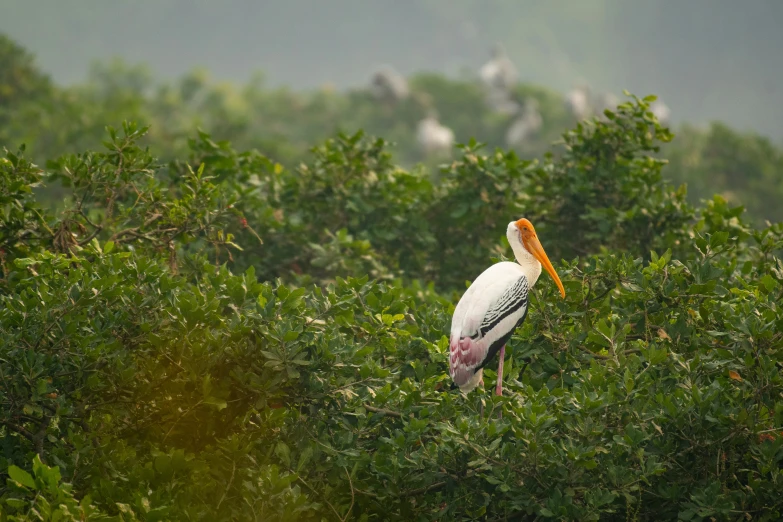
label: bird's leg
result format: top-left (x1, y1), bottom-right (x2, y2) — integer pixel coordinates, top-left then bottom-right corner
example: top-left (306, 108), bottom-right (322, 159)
top-left (479, 376), bottom-right (485, 418)
top-left (496, 345), bottom-right (505, 419)
top-left (495, 345), bottom-right (505, 396)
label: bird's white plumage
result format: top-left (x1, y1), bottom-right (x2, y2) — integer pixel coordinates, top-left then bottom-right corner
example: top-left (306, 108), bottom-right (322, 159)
top-left (594, 92), bottom-right (620, 121)
top-left (450, 262), bottom-right (524, 340)
top-left (479, 44), bottom-right (519, 115)
top-left (449, 263), bottom-right (528, 390)
top-left (650, 99), bottom-right (671, 126)
top-left (478, 46), bottom-right (517, 92)
top-left (369, 66), bottom-right (409, 102)
top-left (565, 85), bottom-right (591, 121)
top-left (416, 116), bottom-right (455, 158)
top-left (506, 99), bottom-right (543, 148)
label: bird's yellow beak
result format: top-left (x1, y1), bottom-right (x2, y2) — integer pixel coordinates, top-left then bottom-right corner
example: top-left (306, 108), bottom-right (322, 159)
top-left (518, 220), bottom-right (566, 298)
top-left (525, 235), bottom-right (566, 298)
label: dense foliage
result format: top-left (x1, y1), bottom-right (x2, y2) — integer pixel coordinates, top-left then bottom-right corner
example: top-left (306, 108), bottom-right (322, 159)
top-left (2, 71), bottom-right (783, 522)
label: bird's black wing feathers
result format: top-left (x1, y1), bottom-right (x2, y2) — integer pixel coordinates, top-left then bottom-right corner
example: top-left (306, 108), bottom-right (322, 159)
top-left (477, 276), bottom-right (529, 337)
top-left (475, 275), bottom-right (530, 370)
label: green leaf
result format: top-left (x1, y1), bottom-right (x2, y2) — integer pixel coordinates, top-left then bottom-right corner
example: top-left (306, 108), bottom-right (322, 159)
top-left (296, 447), bottom-right (313, 472)
top-left (4, 498), bottom-right (26, 509)
top-left (261, 350), bottom-right (281, 361)
top-left (760, 274), bottom-right (778, 292)
top-left (154, 455), bottom-right (171, 475)
top-left (8, 465), bottom-right (35, 489)
top-left (275, 442), bottom-right (291, 467)
top-left (709, 231), bottom-right (729, 249)
top-left (204, 397), bottom-right (227, 410)
top-left (623, 368), bottom-right (634, 393)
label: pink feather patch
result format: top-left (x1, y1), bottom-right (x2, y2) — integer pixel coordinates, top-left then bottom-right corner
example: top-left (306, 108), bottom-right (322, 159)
top-left (449, 334), bottom-right (489, 387)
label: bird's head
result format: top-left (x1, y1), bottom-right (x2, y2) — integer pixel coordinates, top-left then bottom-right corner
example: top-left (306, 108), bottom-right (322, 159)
top-left (507, 218), bottom-right (566, 298)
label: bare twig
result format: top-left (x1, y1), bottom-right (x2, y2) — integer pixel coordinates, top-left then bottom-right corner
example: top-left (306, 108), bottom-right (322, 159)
top-left (573, 343), bottom-right (611, 360)
top-left (77, 226), bottom-right (103, 246)
top-left (355, 481), bottom-right (449, 500)
top-left (163, 400), bottom-right (203, 442)
top-left (343, 468), bottom-right (355, 522)
top-left (363, 404), bottom-right (402, 418)
top-left (296, 474), bottom-right (344, 522)
top-left (217, 458), bottom-right (236, 510)
top-left (144, 213), bottom-right (162, 227)
top-left (33, 412), bottom-right (52, 460)
top-left (357, 470), bottom-right (478, 499)
top-left (78, 209), bottom-right (100, 229)
top-left (400, 480), bottom-right (448, 497)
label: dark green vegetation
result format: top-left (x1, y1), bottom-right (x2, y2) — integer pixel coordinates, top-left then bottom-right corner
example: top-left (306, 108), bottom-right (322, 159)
top-left (2, 35), bottom-right (783, 521)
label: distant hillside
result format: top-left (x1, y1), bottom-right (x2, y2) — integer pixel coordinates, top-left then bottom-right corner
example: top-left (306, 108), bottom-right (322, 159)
top-left (2, 0), bottom-right (783, 140)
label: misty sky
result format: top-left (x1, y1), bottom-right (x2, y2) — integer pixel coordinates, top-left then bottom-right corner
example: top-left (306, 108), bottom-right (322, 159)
top-left (3, 0), bottom-right (782, 140)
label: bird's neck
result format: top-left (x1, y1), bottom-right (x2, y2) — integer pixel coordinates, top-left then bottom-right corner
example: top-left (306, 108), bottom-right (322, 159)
top-left (510, 241), bottom-right (542, 286)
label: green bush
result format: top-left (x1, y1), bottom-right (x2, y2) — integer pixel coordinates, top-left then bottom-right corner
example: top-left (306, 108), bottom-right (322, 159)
top-left (2, 87), bottom-right (783, 521)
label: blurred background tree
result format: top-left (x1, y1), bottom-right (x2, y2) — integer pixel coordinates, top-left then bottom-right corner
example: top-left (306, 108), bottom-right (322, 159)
top-left (2, 27), bottom-right (782, 224)
top-left (2, 0), bottom-right (783, 138)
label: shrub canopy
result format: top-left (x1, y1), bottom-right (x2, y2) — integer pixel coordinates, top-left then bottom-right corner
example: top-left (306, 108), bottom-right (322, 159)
top-left (1, 89), bottom-right (782, 522)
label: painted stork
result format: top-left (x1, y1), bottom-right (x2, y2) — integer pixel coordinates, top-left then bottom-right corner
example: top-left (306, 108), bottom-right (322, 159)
top-left (505, 98), bottom-right (543, 149)
top-left (565, 83), bottom-right (592, 121)
top-left (594, 92), bottom-right (620, 121)
top-left (479, 43), bottom-right (518, 93)
top-left (649, 99), bottom-right (671, 127)
top-left (416, 114), bottom-right (455, 159)
top-left (449, 218), bottom-right (565, 400)
top-left (369, 66), bottom-right (409, 103)
top-left (479, 43), bottom-right (520, 115)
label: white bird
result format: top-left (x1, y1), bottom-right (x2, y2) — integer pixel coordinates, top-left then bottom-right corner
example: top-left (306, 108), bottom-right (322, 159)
top-left (505, 99), bottom-right (543, 149)
top-left (416, 115), bottom-right (455, 158)
top-left (369, 66), bottom-right (409, 102)
top-left (649, 99), bottom-right (671, 126)
top-left (449, 218), bottom-right (565, 399)
top-left (479, 44), bottom-right (519, 115)
top-left (479, 43), bottom-right (518, 93)
top-left (565, 83), bottom-right (592, 121)
top-left (594, 92), bottom-right (620, 121)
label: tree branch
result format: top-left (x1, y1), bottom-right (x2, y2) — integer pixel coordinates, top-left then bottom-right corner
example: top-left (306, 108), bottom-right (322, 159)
top-left (1, 421), bottom-right (34, 443)
top-left (363, 403), bottom-right (402, 418)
